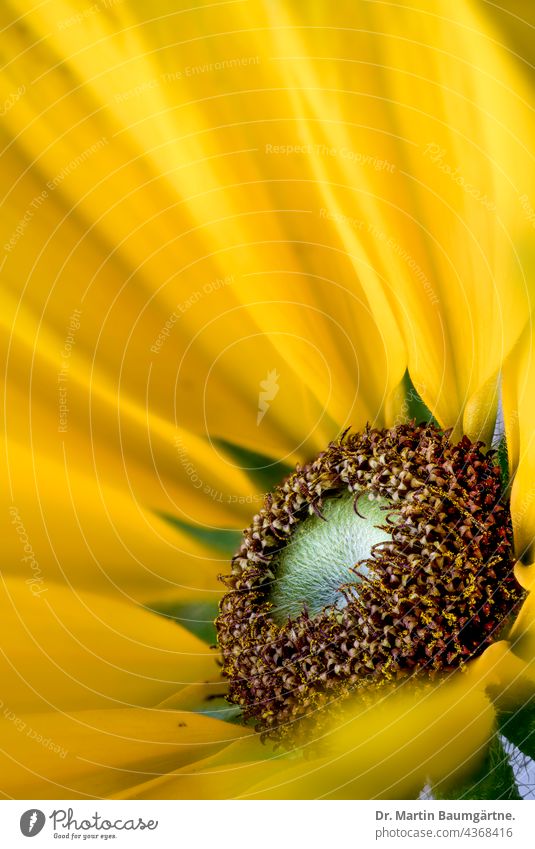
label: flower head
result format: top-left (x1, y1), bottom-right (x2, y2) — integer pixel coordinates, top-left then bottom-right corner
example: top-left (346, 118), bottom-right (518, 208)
top-left (218, 423), bottom-right (522, 742)
top-left (1, 0), bottom-right (535, 801)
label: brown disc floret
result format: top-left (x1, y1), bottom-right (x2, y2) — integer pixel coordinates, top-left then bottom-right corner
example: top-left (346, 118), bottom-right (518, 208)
top-left (216, 423), bottom-right (521, 743)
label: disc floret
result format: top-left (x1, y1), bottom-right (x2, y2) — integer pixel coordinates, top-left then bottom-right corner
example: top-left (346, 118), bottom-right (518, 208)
top-left (216, 423), bottom-right (521, 743)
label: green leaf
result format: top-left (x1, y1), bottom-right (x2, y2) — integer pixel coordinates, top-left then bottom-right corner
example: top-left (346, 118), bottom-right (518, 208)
top-left (194, 701), bottom-right (243, 724)
top-left (495, 436), bottom-right (510, 489)
top-left (147, 598), bottom-right (220, 645)
top-left (434, 734), bottom-right (521, 800)
top-left (157, 442), bottom-right (294, 556)
top-left (158, 513), bottom-right (242, 555)
top-left (499, 699), bottom-right (535, 759)
top-left (213, 439), bottom-right (294, 493)
top-left (402, 370), bottom-right (439, 427)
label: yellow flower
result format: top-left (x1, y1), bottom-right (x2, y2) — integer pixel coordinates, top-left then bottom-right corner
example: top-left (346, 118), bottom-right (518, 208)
top-left (1, 0), bottom-right (535, 799)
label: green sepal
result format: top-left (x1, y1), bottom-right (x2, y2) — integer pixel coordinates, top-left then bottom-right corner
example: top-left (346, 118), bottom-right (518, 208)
top-left (147, 598), bottom-right (220, 645)
top-left (214, 438), bottom-right (294, 493)
top-left (158, 513), bottom-right (242, 554)
top-left (495, 435), bottom-right (510, 490)
top-left (402, 370), bottom-right (439, 427)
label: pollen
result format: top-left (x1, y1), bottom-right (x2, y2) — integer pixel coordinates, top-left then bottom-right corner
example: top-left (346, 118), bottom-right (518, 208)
top-left (216, 423), bottom-right (522, 743)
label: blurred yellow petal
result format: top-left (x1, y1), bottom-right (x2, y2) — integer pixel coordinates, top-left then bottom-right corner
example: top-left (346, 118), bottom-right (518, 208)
top-left (111, 733), bottom-right (277, 800)
top-left (468, 639), bottom-right (535, 710)
top-left (112, 760), bottom-right (282, 801)
top-left (91, 0), bottom-right (532, 442)
top-left (480, 0), bottom-right (535, 82)
top-left (116, 674), bottom-right (494, 799)
top-left (508, 591), bottom-right (535, 665)
top-left (483, 597), bottom-right (535, 708)
top-left (0, 707), bottom-right (247, 799)
top-left (245, 678), bottom-right (494, 800)
top-left (0, 0), bottom-right (408, 482)
top-left (468, 640), bottom-right (526, 688)
top-left (157, 679), bottom-right (227, 712)
top-left (514, 561), bottom-right (535, 592)
top-left (0, 3), bottom-right (529, 494)
top-left (3, 437), bottom-right (226, 604)
top-left (0, 578), bottom-right (219, 713)
top-left (1, 286), bottom-right (258, 528)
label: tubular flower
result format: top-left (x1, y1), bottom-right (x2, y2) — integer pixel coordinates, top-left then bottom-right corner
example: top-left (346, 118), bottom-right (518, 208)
top-left (0, 0), bottom-right (535, 802)
top-left (217, 424), bottom-right (522, 742)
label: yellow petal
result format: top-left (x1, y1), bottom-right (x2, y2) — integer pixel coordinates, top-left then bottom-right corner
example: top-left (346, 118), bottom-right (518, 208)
top-left (461, 376), bottom-right (500, 450)
top-left (110, 731), bottom-right (296, 801)
top-left (157, 679), bottom-right (228, 713)
top-left (482, 0), bottom-right (535, 82)
top-left (1, 286), bottom-right (258, 527)
top-left (514, 562), bottom-right (535, 593)
top-left (359, 1), bottom-right (533, 437)
top-left (0, 578), bottom-right (219, 713)
top-left (1, 0), bottom-right (532, 479)
top-left (0, 0), bottom-right (408, 479)
top-left (467, 639), bottom-right (535, 709)
top-left (0, 707), bottom-right (247, 799)
top-left (502, 324), bottom-right (535, 562)
top-left (508, 591), bottom-right (535, 666)
top-left (247, 678), bottom-right (494, 800)
top-left (108, 0), bottom-right (531, 440)
top-left (3, 437), bottom-right (227, 604)
top-left (235, 0), bottom-right (531, 438)
top-left (234, 0), bottom-right (529, 439)
top-left (115, 674), bottom-right (494, 799)
top-left (478, 598), bottom-right (535, 707)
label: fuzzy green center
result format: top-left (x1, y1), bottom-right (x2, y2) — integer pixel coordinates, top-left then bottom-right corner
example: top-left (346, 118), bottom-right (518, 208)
top-left (269, 492), bottom-right (391, 622)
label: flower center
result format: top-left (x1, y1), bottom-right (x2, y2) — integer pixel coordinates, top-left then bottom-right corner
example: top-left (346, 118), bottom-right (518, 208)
top-left (270, 493), bottom-right (390, 623)
top-left (216, 423), bottom-right (522, 744)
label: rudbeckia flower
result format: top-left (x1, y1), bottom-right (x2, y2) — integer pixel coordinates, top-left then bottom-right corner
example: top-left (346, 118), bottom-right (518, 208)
top-left (1, 0), bottom-right (535, 800)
